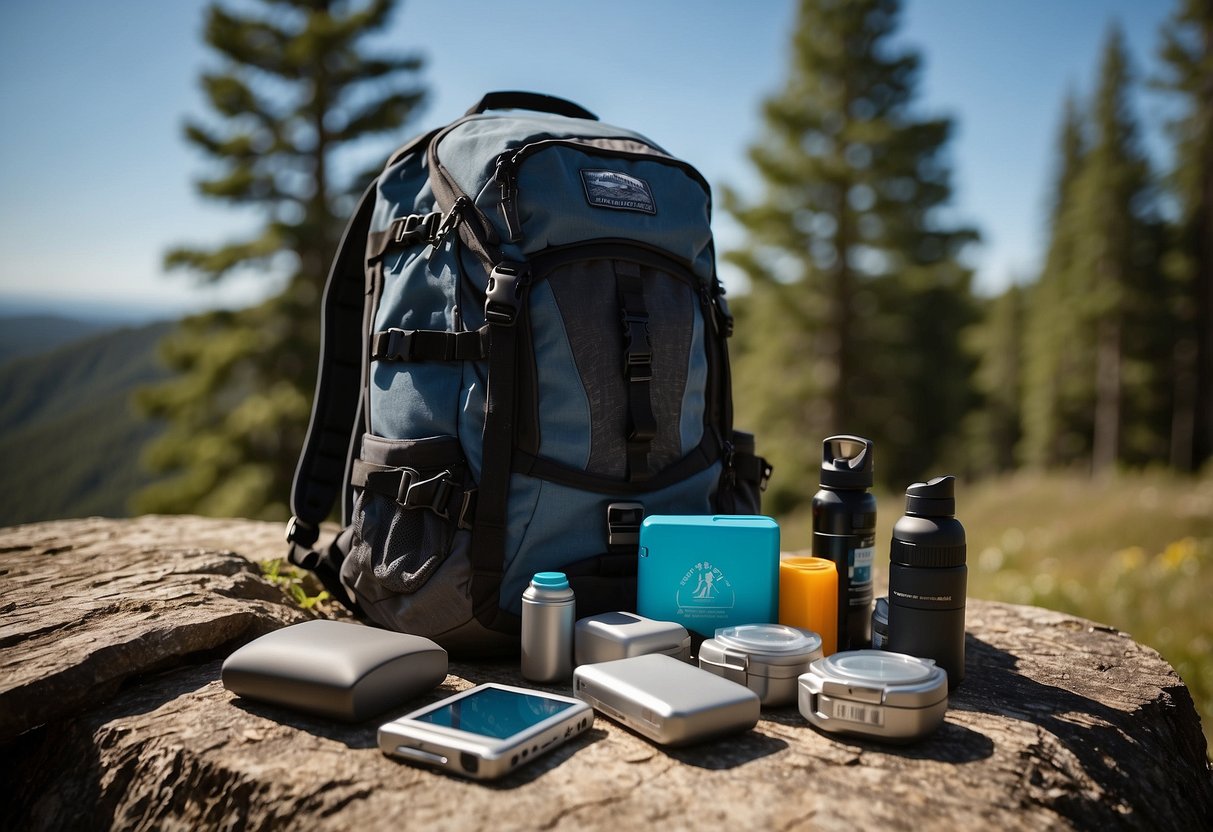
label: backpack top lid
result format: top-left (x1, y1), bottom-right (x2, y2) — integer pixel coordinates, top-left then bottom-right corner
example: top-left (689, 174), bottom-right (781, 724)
top-left (423, 105), bottom-right (715, 280)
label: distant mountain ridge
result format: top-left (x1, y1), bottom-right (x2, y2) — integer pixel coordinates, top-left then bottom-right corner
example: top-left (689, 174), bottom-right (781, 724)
top-left (0, 317), bottom-right (177, 526)
top-left (0, 315), bottom-right (116, 365)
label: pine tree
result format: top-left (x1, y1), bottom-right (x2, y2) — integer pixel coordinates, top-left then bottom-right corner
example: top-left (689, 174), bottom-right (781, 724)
top-left (1157, 0), bottom-right (1213, 472)
top-left (1068, 27), bottom-right (1167, 473)
top-left (136, 0), bottom-right (424, 518)
top-left (1021, 93), bottom-right (1091, 468)
top-left (964, 285), bottom-right (1025, 477)
top-left (724, 0), bottom-right (977, 504)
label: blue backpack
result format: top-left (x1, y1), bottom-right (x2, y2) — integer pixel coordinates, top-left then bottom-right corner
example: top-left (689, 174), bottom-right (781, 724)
top-left (287, 92), bottom-right (770, 653)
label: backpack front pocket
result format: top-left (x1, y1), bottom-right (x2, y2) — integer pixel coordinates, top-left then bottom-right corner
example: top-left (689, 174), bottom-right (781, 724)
top-left (347, 434), bottom-right (470, 594)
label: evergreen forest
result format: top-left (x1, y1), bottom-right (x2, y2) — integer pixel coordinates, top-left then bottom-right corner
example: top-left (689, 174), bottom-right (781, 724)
top-left (136, 0), bottom-right (1213, 521)
top-left (729, 0), bottom-right (1212, 510)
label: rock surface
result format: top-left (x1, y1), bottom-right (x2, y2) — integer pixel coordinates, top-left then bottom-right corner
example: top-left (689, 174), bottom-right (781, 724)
top-left (1, 516), bottom-right (1210, 831)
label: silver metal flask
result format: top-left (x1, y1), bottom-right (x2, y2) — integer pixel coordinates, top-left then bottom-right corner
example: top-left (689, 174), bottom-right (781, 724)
top-left (521, 571), bottom-right (575, 682)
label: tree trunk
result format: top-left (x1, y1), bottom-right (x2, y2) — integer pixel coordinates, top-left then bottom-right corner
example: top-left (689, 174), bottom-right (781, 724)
top-left (1092, 315), bottom-right (1121, 474)
top-left (1194, 131), bottom-right (1213, 469)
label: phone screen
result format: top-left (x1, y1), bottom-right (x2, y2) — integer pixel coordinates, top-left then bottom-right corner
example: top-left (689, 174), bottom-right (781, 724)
top-left (414, 687), bottom-right (577, 739)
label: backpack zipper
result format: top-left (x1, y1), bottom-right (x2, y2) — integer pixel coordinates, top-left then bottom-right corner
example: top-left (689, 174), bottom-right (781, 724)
top-left (494, 156), bottom-right (523, 242)
top-left (427, 119), bottom-right (503, 265)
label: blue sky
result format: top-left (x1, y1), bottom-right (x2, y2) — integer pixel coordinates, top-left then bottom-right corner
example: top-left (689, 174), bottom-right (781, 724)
top-left (0, 0), bottom-right (1177, 319)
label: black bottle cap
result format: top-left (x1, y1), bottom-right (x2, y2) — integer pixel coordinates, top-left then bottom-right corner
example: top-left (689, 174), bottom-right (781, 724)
top-left (819, 435), bottom-right (874, 489)
top-left (904, 475), bottom-right (956, 516)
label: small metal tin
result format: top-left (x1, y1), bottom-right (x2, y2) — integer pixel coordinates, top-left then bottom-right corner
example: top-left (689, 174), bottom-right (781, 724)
top-left (698, 623), bottom-right (824, 707)
top-left (574, 612), bottom-right (691, 666)
top-left (871, 596), bottom-right (889, 649)
top-left (798, 649), bottom-right (948, 743)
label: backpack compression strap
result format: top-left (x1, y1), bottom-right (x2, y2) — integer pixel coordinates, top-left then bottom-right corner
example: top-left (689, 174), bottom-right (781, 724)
top-left (467, 261), bottom-right (531, 631)
top-left (285, 180), bottom-right (379, 611)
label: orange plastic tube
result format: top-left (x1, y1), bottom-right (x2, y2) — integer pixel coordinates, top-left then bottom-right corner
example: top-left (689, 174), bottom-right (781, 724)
top-left (779, 557), bottom-right (839, 656)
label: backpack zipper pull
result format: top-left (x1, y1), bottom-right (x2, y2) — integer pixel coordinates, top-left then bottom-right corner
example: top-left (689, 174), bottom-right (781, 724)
top-left (722, 437), bottom-right (737, 488)
top-left (431, 196), bottom-right (469, 251)
top-left (494, 155), bottom-right (524, 243)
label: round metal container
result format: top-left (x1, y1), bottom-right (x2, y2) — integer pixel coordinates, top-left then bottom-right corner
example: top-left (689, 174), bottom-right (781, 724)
top-left (698, 623), bottom-right (824, 707)
top-left (798, 649), bottom-right (948, 742)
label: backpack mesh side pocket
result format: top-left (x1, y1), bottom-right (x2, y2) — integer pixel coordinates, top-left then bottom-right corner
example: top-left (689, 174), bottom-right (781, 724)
top-left (347, 435), bottom-right (468, 595)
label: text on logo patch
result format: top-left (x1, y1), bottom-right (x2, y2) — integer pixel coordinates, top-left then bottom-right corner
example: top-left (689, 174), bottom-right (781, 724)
top-left (580, 169), bottom-right (656, 214)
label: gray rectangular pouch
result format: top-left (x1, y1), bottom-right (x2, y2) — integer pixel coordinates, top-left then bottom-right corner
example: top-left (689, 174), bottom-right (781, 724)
top-left (221, 619), bottom-right (447, 722)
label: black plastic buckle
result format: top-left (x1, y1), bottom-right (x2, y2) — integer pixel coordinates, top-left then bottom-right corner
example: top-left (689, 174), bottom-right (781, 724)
top-left (485, 262), bottom-right (530, 326)
top-left (393, 469), bottom-right (417, 504)
top-left (621, 313), bottom-right (653, 381)
top-left (285, 515), bottom-right (319, 549)
top-left (457, 489), bottom-right (477, 530)
top-left (627, 420), bottom-right (657, 443)
top-left (393, 214), bottom-right (422, 244)
top-left (392, 212), bottom-right (442, 245)
top-left (705, 282), bottom-right (734, 338)
top-left (373, 328), bottom-right (414, 361)
top-left (402, 471), bottom-right (456, 519)
top-left (607, 502), bottom-right (645, 549)
top-left (715, 292), bottom-right (734, 338)
top-left (625, 358), bottom-right (653, 383)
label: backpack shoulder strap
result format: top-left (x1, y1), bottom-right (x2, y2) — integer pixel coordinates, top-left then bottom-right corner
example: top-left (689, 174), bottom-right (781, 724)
top-left (286, 178), bottom-right (377, 563)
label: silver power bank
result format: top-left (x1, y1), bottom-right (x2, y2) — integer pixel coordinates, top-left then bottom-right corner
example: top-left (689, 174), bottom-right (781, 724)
top-left (572, 653), bottom-right (760, 746)
top-left (575, 612), bottom-right (691, 665)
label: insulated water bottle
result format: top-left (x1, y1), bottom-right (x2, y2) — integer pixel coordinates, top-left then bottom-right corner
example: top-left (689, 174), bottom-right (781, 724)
top-left (811, 435), bottom-right (876, 652)
top-left (521, 571), bottom-right (575, 682)
top-left (887, 475), bottom-right (967, 689)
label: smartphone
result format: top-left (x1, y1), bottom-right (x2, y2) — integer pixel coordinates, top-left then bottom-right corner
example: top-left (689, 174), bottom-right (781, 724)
top-left (378, 683), bottom-right (593, 779)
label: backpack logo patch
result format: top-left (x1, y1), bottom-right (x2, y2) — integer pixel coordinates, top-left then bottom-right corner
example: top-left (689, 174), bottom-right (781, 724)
top-left (580, 169), bottom-right (656, 214)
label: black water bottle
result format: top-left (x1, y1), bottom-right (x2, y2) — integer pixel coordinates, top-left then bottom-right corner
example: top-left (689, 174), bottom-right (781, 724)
top-left (887, 475), bottom-right (967, 689)
top-left (812, 435), bottom-right (876, 652)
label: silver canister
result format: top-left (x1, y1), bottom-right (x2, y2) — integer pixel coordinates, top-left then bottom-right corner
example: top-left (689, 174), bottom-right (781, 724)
top-left (698, 623), bottom-right (824, 707)
top-left (798, 649), bottom-right (948, 742)
top-left (521, 572), bottom-right (575, 682)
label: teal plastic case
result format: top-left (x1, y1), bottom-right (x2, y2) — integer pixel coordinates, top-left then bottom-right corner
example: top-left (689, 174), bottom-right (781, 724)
top-left (636, 515), bottom-right (780, 637)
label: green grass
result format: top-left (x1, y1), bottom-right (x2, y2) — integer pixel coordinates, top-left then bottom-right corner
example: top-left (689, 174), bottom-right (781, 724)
top-left (260, 558), bottom-right (334, 613)
top-left (777, 469), bottom-right (1213, 752)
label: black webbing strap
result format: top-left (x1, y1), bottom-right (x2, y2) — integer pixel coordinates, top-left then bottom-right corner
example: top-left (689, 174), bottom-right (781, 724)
top-left (512, 436), bottom-right (720, 494)
top-left (370, 325), bottom-right (490, 363)
top-left (732, 451), bottom-right (774, 492)
top-left (468, 262), bottom-right (530, 628)
top-left (616, 261), bottom-right (656, 482)
top-left (284, 180), bottom-right (378, 615)
top-left (350, 459), bottom-right (477, 530)
top-left (287, 527), bottom-right (358, 614)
